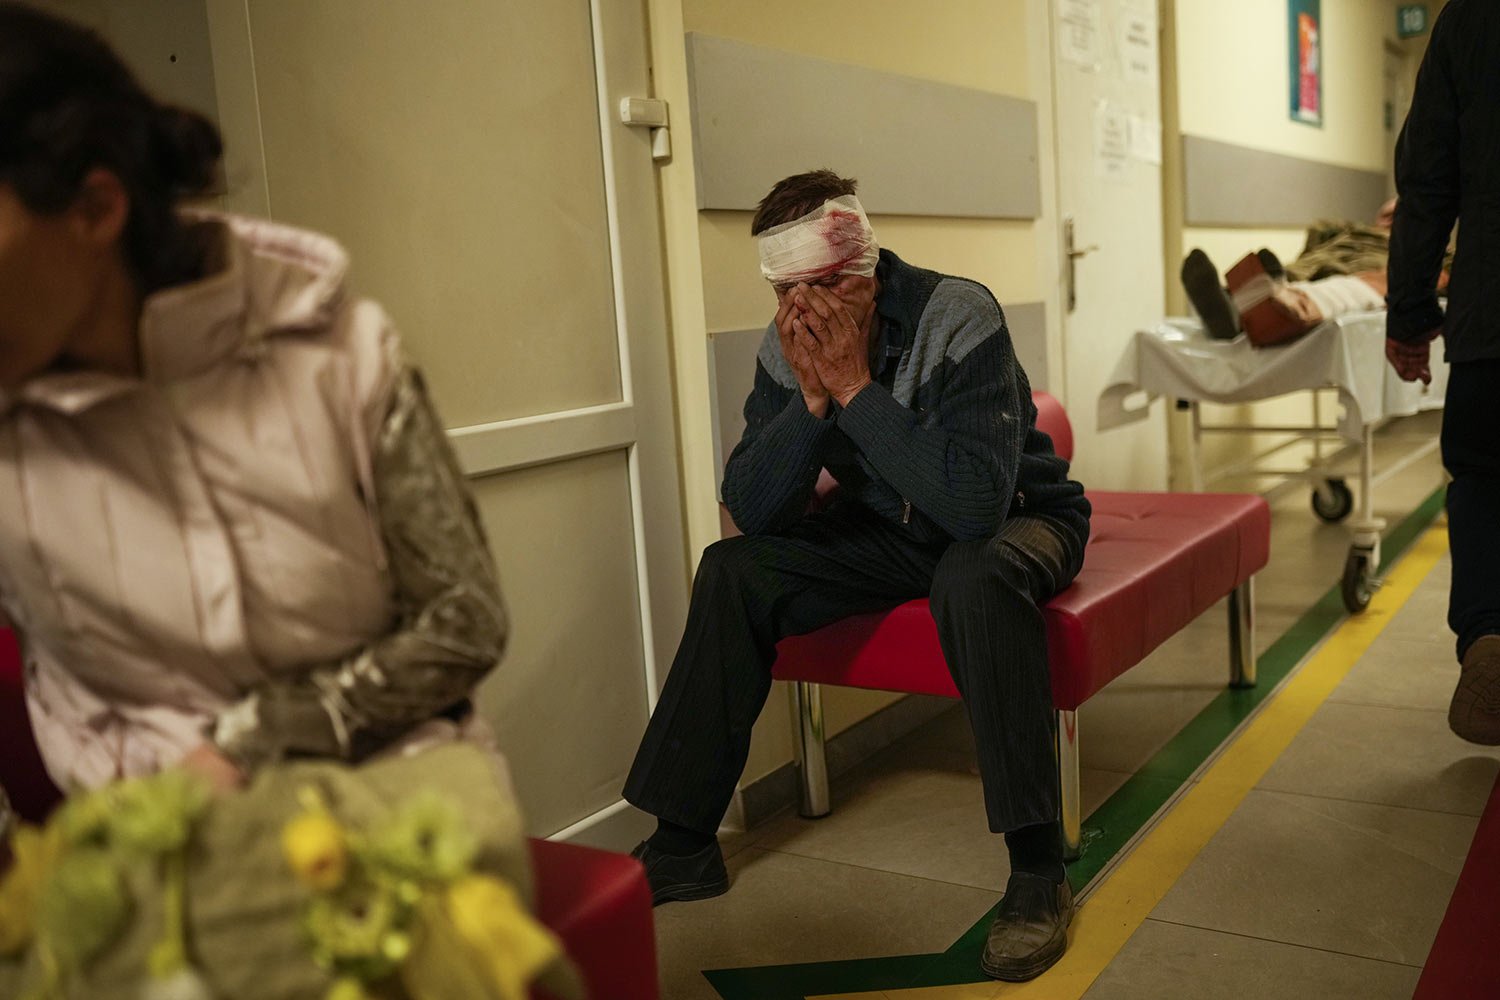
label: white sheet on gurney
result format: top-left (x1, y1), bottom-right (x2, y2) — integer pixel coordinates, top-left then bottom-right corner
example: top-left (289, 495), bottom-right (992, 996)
top-left (1099, 311), bottom-right (1448, 442)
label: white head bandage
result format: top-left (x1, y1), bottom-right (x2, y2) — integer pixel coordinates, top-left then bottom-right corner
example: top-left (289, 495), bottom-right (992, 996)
top-left (757, 195), bottom-right (879, 286)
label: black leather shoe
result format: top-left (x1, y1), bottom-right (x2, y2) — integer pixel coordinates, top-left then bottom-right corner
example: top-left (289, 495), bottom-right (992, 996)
top-left (630, 839), bottom-right (730, 906)
top-left (980, 871), bottom-right (1074, 982)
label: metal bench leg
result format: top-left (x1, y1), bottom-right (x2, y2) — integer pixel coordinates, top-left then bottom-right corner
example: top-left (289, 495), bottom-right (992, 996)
top-left (1228, 577), bottom-right (1257, 688)
top-left (793, 681), bottom-right (830, 818)
top-left (1057, 709), bottom-right (1081, 860)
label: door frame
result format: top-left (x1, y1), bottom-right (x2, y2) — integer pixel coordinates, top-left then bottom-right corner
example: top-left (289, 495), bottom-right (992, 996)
top-left (203, 0), bottom-right (691, 844)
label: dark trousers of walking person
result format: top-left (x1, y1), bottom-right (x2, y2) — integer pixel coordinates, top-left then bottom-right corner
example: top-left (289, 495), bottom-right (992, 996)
top-left (623, 503), bottom-right (1084, 837)
top-left (1443, 359), bottom-right (1500, 659)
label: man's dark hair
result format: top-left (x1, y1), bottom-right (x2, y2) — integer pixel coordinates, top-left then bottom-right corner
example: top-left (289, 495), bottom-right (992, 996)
top-left (0, 2), bottom-right (223, 293)
top-left (750, 169), bottom-right (858, 235)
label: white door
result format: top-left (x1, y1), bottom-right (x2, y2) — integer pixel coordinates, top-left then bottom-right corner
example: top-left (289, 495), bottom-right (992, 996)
top-left (1048, 0), bottom-right (1169, 490)
top-left (191, 0), bottom-right (690, 847)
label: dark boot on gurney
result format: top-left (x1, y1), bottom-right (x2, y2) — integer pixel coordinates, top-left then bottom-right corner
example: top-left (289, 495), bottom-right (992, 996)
top-left (1181, 247), bottom-right (1241, 340)
top-left (1182, 248), bottom-right (1319, 346)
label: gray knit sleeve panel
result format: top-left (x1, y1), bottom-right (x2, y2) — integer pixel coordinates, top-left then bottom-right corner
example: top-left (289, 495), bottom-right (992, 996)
top-left (892, 278), bottom-right (1006, 406)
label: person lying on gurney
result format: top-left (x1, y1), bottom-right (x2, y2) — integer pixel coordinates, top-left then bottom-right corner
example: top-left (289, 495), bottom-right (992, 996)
top-left (1180, 198), bottom-right (1452, 346)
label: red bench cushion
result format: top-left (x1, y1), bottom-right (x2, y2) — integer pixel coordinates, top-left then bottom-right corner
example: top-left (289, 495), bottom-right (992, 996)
top-left (1412, 774), bottom-right (1500, 999)
top-left (529, 838), bottom-right (658, 1000)
top-left (772, 491), bottom-right (1269, 712)
top-left (0, 628), bottom-right (63, 823)
top-left (1046, 490), bottom-right (1269, 708)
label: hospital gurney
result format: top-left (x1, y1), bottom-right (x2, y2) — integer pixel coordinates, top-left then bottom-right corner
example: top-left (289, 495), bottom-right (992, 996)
top-left (1100, 312), bottom-right (1447, 613)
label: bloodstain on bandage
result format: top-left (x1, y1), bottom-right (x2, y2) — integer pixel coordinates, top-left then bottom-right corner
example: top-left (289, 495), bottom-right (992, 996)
top-left (811, 211), bottom-right (869, 278)
top-left (758, 196), bottom-right (879, 287)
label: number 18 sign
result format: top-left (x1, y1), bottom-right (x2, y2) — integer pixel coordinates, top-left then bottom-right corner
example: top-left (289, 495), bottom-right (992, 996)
top-left (1398, 4), bottom-right (1429, 39)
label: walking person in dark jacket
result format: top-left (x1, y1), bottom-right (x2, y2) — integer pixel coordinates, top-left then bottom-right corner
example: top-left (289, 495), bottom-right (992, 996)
top-left (622, 170), bottom-right (1091, 982)
top-left (1386, 0), bottom-right (1500, 744)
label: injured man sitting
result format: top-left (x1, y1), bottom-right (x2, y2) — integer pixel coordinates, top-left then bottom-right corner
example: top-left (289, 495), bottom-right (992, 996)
top-left (621, 170), bottom-right (1091, 983)
top-left (1181, 198), bottom-right (1450, 346)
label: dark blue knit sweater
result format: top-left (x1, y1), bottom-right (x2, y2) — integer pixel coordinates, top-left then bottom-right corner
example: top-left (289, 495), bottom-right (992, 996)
top-left (722, 250), bottom-right (1090, 546)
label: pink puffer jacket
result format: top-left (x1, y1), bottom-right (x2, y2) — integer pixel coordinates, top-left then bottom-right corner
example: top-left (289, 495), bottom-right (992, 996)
top-left (0, 214), bottom-right (402, 790)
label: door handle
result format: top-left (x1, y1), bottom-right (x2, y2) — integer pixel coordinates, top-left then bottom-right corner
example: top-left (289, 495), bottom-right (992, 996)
top-left (1063, 216), bottom-right (1097, 312)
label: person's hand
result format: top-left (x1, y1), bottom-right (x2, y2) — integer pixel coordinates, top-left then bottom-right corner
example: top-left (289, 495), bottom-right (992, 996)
top-left (775, 292), bottom-right (830, 417)
top-left (181, 742), bottom-right (246, 794)
top-left (794, 284), bottom-right (872, 407)
top-left (1386, 328), bottom-right (1440, 385)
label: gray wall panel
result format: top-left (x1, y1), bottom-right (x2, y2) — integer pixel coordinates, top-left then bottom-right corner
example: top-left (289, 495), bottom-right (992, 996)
top-left (38, 1), bottom-right (219, 123)
top-left (707, 301), bottom-right (1048, 493)
top-left (1183, 135), bottom-right (1388, 228)
top-left (707, 324), bottom-right (766, 485)
top-left (1007, 301), bottom-right (1048, 395)
top-left (686, 33), bottom-right (1040, 219)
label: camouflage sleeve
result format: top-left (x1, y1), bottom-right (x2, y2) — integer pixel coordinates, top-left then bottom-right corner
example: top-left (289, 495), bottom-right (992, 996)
top-left (213, 366), bottom-right (508, 769)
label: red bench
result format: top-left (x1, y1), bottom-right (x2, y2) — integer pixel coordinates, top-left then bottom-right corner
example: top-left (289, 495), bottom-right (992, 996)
top-left (0, 628), bottom-right (59, 825)
top-left (530, 838), bottom-right (658, 1000)
top-left (770, 392), bottom-right (1271, 857)
top-left (1412, 773), bottom-right (1500, 999)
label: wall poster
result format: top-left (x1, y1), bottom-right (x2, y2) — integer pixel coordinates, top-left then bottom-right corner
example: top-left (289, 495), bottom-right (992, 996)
top-left (1058, 0), bottom-right (1103, 71)
top-left (1289, 0), bottom-right (1323, 126)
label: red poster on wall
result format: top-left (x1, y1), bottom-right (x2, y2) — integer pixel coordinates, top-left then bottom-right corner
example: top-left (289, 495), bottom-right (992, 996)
top-left (1290, 0), bottom-right (1323, 126)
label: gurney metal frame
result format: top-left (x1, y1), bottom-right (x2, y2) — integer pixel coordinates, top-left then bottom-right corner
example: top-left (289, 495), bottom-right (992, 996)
top-left (1180, 387), bottom-right (1441, 612)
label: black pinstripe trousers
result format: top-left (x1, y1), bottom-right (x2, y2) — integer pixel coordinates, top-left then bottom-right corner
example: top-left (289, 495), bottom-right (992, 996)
top-left (1443, 360), bottom-right (1500, 660)
top-left (623, 503), bottom-right (1085, 834)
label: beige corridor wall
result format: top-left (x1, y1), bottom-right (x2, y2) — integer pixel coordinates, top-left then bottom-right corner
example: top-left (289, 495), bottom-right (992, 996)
top-left (676, 0), bottom-right (1054, 792)
top-left (1161, 0), bottom-right (1414, 485)
top-left (1169, 0), bottom-right (1395, 286)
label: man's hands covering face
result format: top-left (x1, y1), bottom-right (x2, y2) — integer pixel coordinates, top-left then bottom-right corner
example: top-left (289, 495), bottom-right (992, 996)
top-left (791, 283), bottom-right (872, 409)
top-left (775, 292), bottom-right (831, 418)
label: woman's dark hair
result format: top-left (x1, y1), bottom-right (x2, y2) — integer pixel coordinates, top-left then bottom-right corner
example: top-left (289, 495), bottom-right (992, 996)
top-left (751, 169), bottom-right (859, 236)
top-left (0, 2), bottom-right (223, 292)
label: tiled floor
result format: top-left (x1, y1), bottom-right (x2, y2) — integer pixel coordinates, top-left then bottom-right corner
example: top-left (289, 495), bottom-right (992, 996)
top-left (1082, 550), bottom-right (1500, 999)
top-left (652, 414), bottom-right (1499, 1000)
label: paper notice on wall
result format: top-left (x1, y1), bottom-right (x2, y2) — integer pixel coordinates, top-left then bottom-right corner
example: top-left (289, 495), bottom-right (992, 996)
top-left (1058, 0), bottom-right (1103, 70)
top-left (1094, 102), bottom-right (1129, 178)
top-left (1119, 1), bottom-right (1158, 82)
top-left (1128, 114), bottom-right (1162, 164)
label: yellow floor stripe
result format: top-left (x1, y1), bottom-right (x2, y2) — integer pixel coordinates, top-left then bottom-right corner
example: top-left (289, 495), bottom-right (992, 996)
top-left (815, 525), bottom-right (1450, 1000)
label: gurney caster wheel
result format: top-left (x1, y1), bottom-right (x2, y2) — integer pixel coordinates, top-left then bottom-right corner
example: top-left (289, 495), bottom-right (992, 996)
top-left (1312, 479), bottom-right (1354, 523)
top-left (1341, 549), bottom-right (1374, 613)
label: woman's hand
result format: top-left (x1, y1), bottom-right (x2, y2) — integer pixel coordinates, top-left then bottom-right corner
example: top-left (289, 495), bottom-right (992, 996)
top-left (181, 742), bottom-right (246, 793)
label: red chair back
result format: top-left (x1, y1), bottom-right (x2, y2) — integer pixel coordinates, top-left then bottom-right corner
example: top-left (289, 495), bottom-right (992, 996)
top-left (1032, 391), bottom-right (1074, 462)
top-left (0, 628), bottom-right (64, 822)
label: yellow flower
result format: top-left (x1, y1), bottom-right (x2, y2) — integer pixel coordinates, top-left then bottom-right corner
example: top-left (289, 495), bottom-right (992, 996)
top-left (281, 811), bottom-right (349, 892)
top-left (443, 875), bottom-right (562, 1000)
top-left (324, 976), bottom-right (375, 1000)
top-left (0, 824), bottom-right (61, 955)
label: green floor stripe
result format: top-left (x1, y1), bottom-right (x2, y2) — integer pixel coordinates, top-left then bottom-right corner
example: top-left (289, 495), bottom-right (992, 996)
top-left (703, 488), bottom-right (1447, 999)
top-left (1060, 589), bottom-right (1344, 889)
top-left (1376, 486), bottom-right (1447, 573)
